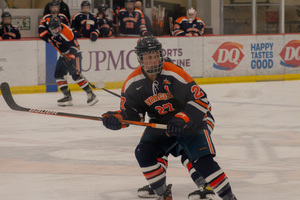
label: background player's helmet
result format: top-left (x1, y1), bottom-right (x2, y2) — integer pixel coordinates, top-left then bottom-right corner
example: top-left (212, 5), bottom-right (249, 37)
top-left (1, 12), bottom-right (12, 25)
top-left (98, 4), bottom-right (108, 12)
top-left (187, 7), bottom-right (197, 23)
top-left (81, 0), bottom-right (91, 7)
top-left (49, 16), bottom-right (61, 36)
top-left (81, 1), bottom-right (91, 14)
top-left (125, 0), bottom-right (135, 12)
top-left (1, 12), bottom-right (11, 19)
top-left (49, 0), bottom-right (60, 15)
top-left (97, 4), bottom-right (108, 16)
top-left (135, 36), bottom-right (164, 75)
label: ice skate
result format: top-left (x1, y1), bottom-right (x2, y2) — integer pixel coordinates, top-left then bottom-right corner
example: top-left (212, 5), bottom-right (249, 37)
top-left (188, 184), bottom-right (215, 200)
top-left (58, 90), bottom-right (72, 106)
top-left (223, 194), bottom-right (237, 200)
top-left (156, 184), bottom-right (172, 200)
top-left (138, 185), bottom-right (157, 198)
top-left (87, 91), bottom-right (98, 106)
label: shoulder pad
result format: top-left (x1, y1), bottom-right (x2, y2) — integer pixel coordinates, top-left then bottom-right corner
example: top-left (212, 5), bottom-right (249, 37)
top-left (176, 17), bottom-right (188, 23)
top-left (72, 12), bottom-right (82, 20)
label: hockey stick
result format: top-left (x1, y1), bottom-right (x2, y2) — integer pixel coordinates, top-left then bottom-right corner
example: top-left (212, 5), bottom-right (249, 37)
top-left (0, 82), bottom-right (167, 129)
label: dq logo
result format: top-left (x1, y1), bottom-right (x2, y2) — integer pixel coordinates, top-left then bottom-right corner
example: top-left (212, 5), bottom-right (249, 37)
top-left (212, 42), bottom-right (244, 70)
top-left (279, 40), bottom-right (300, 68)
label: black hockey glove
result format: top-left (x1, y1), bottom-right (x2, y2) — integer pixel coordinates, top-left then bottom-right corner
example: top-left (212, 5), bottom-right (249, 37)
top-left (73, 30), bottom-right (82, 38)
top-left (90, 32), bottom-right (98, 42)
top-left (65, 54), bottom-right (75, 65)
top-left (166, 112), bottom-right (189, 137)
top-left (102, 111), bottom-right (126, 130)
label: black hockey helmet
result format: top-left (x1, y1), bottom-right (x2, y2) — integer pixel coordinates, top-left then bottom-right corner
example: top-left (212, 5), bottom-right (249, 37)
top-left (49, 16), bottom-right (61, 36)
top-left (135, 36), bottom-right (164, 75)
top-left (1, 12), bottom-right (12, 19)
top-left (98, 4), bottom-right (108, 12)
top-left (81, 0), bottom-right (91, 7)
top-left (49, 16), bottom-right (61, 29)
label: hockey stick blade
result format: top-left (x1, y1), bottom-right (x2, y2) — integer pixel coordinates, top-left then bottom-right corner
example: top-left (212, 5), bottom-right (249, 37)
top-left (0, 82), bottom-right (101, 121)
top-left (95, 81), bottom-right (121, 98)
top-left (0, 82), bottom-right (166, 129)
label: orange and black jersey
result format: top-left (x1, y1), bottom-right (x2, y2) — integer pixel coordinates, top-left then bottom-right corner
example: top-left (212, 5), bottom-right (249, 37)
top-left (71, 12), bottom-right (99, 38)
top-left (49, 23), bottom-right (80, 55)
top-left (120, 61), bottom-right (213, 130)
top-left (0, 24), bottom-right (21, 40)
top-left (172, 17), bottom-right (205, 36)
top-left (98, 17), bottom-right (113, 37)
top-left (39, 13), bottom-right (69, 42)
top-left (117, 8), bottom-right (147, 36)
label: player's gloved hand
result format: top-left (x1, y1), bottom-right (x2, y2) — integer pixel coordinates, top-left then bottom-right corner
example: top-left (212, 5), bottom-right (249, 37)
top-left (65, 54), bottom-right (75, 65)
top-left (73, 30), bottom-right (82, 38)
top-left (101, 26), bottom-right (112, 37)
top-left (90, 32), bottom-right (98, 42)
top-left (2, 34), bottom-right (11, 39)
top-left (166, 112), bottom-right (189, 137)
top-left (102, 111), bottom-right (126, 130)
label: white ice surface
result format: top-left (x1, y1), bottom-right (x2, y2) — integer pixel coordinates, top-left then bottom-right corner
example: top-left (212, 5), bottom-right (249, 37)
top-left (0, 80), bottom-right (300, 200)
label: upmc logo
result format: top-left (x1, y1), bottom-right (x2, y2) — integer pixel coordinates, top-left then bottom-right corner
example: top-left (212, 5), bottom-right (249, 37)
top-left (212, 42), bottom-right (244, 70)
top-left (279, 40), bottom-right (300, 68)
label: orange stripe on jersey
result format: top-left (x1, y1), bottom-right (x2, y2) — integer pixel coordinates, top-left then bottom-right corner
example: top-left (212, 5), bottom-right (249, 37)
top-left (195, 99), bottom-right (208, 109)
top-left (40, 30), bottom-right (48, 37)
top-left (72, 12), bottom-right (82, 20)
top-left (210, 173), bottom-right (226, 188)
top-left (173, 30), bottom-right (183, 36)
top-left (121, 67), bottom-right (143, 93)
top-left (163, 62), bottom-right (194, 83)
top-left (144, 167), bottom-right (164, 179)
top-left (175, 16), bottom-right (188, 24)
top-left (204, 129), bottom-right (215, 155)
top-left (60, 24), bottom-right (74, 41)
top-left (207, 120), bottom-right (214, 129)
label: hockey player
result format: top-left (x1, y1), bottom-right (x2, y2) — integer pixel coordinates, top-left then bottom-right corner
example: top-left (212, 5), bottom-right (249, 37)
top-left (44, 0), bottom-right (70, 21)
top-left (116, 0), bottom-right (148, 37)
top-left (172, 8), bottom-right (205, 37)
top-left (101, 36), bottom-right (237, 200)
top-left (137, 57), bottom-right (216, 200)
top-left (96, 4), bottom-right (113, 38)
top-left (71, 1), bottom-right (99, 42)
top-left (39, 0), bottom-right (70, 42)
top-left (45, 16), bottom-right (98, 106)
top-left (0, 12), bottom-right (21, 40)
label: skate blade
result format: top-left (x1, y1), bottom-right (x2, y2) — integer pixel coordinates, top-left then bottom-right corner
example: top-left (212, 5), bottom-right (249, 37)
top-left (188, 194), bottom-right (215, 200)
top-left (58, 101), bottom-right (73, 107)
top-left (88, 98), bottom-right (99, 106)
top-left (137, 191), bottom-right (157, 198)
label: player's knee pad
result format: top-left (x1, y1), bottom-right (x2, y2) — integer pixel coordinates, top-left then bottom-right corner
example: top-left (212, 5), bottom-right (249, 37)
top-left (193, 155), bottom-right (221, 179)
top-left (135, 141), bottom-right (163, 167)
